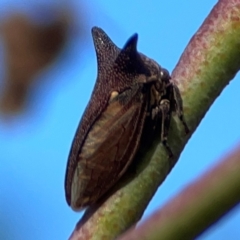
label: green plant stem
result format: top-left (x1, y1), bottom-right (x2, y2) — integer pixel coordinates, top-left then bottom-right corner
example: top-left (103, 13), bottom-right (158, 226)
top-left (69, 0), bottom-right (240, 239)
top-left (119, 144), bottom-right (240, 240)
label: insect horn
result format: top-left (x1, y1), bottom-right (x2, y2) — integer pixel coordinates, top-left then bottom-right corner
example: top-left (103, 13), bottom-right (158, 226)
top-left (91, 27), bottom-right (120, 74)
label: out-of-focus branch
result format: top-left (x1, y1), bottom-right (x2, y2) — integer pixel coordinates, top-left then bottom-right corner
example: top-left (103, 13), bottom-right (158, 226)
top-left (69, 0), bottom-right (240, 239)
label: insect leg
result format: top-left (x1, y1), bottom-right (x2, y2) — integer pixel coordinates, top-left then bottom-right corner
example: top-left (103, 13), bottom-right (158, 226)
top-left (156, 99), bottom-right (173, 158)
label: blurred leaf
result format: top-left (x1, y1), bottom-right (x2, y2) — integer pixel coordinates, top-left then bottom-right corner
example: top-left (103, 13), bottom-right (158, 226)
top-left (0, 9), bottom-right (69, 113)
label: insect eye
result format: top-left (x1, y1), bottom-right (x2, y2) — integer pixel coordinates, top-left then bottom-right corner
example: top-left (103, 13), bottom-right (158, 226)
top-left (160, 68), bottom-right (171, 82)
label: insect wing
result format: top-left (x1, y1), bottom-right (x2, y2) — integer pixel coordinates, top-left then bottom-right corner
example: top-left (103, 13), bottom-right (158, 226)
top-left (70, 86), bottom-right (147, 210)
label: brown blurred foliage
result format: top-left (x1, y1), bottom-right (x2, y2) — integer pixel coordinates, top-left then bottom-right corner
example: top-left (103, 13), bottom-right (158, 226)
top-left (0, 10), bottom-right (70, 114)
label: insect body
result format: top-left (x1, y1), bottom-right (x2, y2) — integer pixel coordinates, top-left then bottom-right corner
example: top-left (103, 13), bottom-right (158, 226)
top-left (65, 27), bottom-right (189, 210)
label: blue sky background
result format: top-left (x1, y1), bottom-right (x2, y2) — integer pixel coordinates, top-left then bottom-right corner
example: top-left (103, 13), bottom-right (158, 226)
top-left (1, 1), bottom-right (240, 239)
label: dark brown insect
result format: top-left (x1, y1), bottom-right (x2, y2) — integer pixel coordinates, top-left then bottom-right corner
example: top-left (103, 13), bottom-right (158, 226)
top-left (65, 27), bottom-right (189, 210)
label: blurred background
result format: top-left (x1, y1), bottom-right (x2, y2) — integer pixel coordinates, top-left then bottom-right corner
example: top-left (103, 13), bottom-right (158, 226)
top-left (0, 1), bottom-right (240, 239)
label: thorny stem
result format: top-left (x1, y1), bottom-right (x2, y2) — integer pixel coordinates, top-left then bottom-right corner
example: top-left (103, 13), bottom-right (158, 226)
top-left (69, 0), bottom-right (240, 239)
